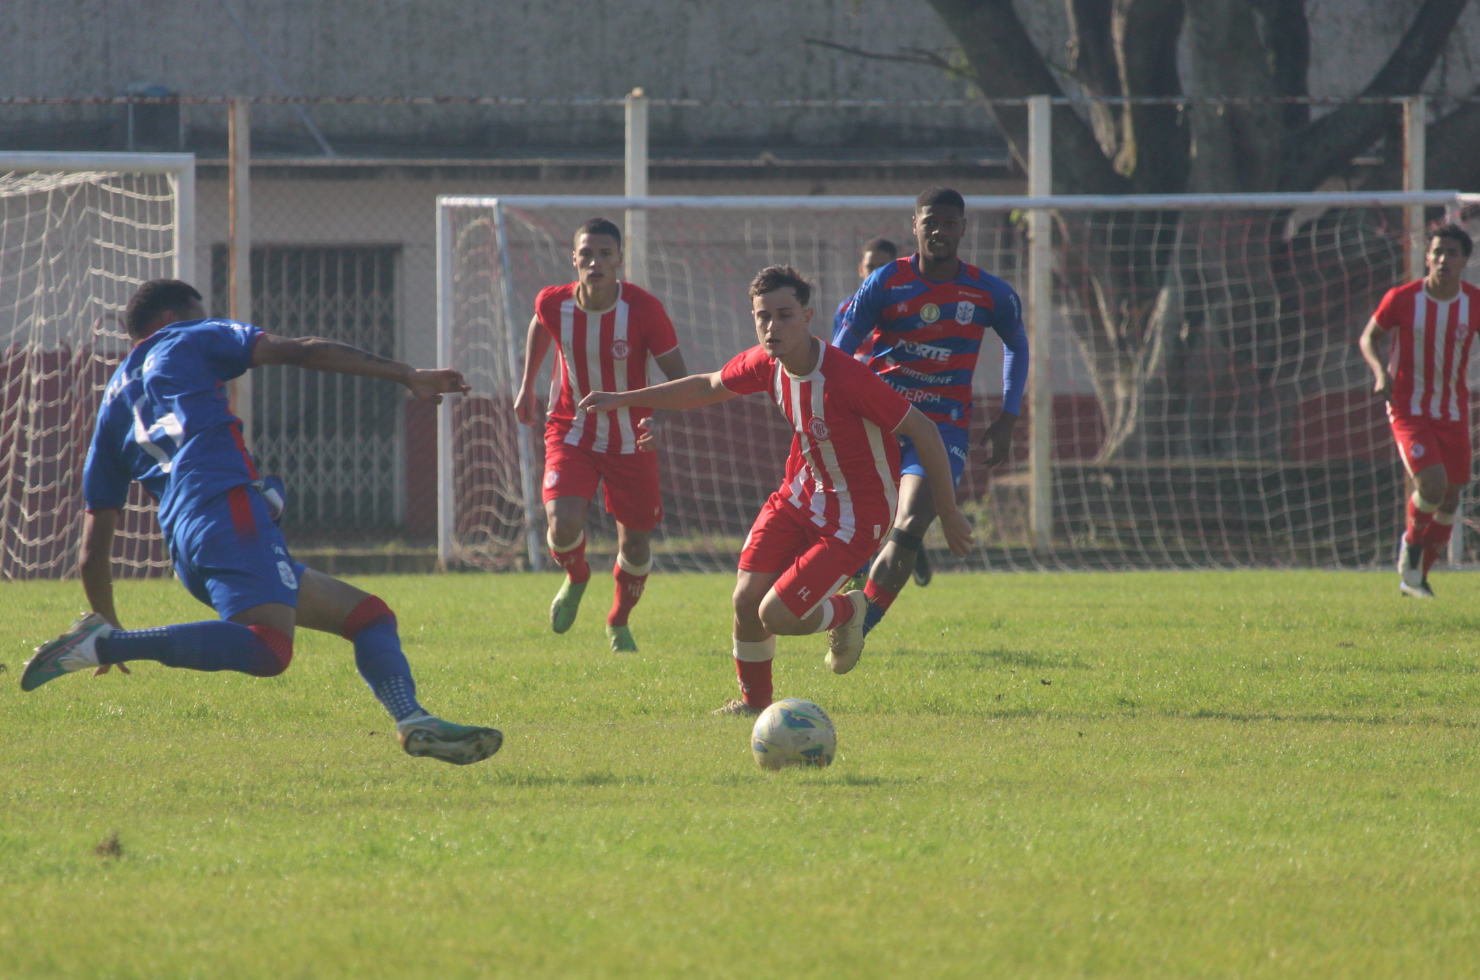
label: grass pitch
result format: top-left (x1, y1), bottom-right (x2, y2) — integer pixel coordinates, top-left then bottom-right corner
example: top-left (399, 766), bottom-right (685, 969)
top-left (3, 570), bottom-right (1480, 978)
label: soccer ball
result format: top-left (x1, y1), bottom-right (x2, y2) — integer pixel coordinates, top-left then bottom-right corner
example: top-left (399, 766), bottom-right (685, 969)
top-left (751, 698), bottom-right (836, 769)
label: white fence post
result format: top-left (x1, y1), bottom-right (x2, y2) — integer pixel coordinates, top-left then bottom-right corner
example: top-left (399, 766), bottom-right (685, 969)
top-left (170, 157), bottom-right (195, 283)
top-left (436, 201), bottom-right (456, 569)
top-left (625, 87), bottom-right (649, 288)
top-left (1028, 95), bottom-right (1053, 554)
top-left (1404, 95), bottom-right (1426, 282)
top-left (229, 98), bottom-right (253, 447)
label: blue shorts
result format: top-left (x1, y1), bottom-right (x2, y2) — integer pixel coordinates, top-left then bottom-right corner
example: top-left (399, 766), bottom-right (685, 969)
top-left (898, 426), bottom-right (968, 487)
top-left (169, 484), bottom-right (305, 620)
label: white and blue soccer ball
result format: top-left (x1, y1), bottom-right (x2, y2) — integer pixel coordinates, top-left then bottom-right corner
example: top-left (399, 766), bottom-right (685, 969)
top-left (751, 698), bottom-right (836, 769)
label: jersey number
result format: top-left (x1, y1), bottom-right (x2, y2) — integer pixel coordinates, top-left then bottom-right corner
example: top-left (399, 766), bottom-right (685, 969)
top-left (132, 398), bottom-right (184, 473)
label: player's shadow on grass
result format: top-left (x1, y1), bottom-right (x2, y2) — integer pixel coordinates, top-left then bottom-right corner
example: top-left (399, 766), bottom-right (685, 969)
top-left (907, 648), bottom-right (1094, 671)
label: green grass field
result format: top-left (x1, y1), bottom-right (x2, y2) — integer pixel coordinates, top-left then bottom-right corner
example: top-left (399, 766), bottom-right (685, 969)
top-left (3, 570), bottom-right (1480, 978)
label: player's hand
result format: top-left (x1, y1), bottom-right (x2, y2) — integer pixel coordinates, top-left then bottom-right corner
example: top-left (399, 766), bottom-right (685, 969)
top-left (1373, 371), bottom-right (1393, 401)
top-left (406, 368), bottom-right (471, 405)
top-left (513, 384), bottom-right (540, 426)
top-left (636, 416), bottom-right (663, 452)
top-left (578, 391), bottom-right (626, 414)
top-left (939, 505), bottom-right (975, 557)
top-left (978, 412), bottom-right (1018, 467)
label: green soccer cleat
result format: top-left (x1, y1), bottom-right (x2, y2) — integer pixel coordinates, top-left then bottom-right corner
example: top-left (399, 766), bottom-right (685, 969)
top-left (550, 578), bottom-right (587, 634)
top-left (22, 612), bottom-right (112, 692)
top-left (395, 714), bottom-right (503, 765)
top-left (606, 624), bottom-right (638, 653)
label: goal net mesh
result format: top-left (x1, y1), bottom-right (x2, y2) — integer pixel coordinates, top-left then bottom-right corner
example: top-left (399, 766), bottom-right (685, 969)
top-left (442, 197), bottom-right (1468, 572)
top-left (0, 169), bottom-right (180, 580)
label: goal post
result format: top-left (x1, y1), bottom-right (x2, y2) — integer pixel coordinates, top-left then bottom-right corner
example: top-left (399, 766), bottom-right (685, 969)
top-left (437, 190), bottom-right (1475, 573)
top-left (0, 152), bottom-right (195, 579)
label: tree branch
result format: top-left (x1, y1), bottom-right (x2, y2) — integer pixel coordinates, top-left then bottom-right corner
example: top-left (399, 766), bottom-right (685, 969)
top-left (801, 38), bottom-right (957, 72)
top-left (924, 0), bottom-right (1129, 193)
top-left (1113, 0), bottom-right (1189, 191)
top-left (1279, 0), bottom-right (1471, 191)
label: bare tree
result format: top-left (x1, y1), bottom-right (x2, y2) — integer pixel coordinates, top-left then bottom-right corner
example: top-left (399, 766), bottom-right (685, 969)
top-left (815, 0), bottom-right (1473, 460)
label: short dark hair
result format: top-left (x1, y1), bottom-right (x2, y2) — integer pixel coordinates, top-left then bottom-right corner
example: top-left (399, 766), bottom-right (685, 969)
top-left (915, 187), bottom-right (965, 215)
top-left (862, 237), bottom-right (898, 258)
top-left (575, 217), bottom-right (622, 249)
top-left (749, 265), bottom-right (812, 306)
top-left (1430, 222), bottom-right (1473, 258)
top-left (124, 279), bottom-right (202, 339)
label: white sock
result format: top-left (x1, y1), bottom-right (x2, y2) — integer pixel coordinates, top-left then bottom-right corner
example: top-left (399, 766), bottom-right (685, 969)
top-left (1412, 491), bottom-right (1441, 514)
top-left (733, 636), bottom-right (775, 662)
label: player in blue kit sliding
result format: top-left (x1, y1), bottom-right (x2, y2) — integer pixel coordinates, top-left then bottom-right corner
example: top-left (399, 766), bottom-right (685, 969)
top-left (22, 279), bottom-right (502, 766)
top-left (833, 187), bottom-right (1029, 635)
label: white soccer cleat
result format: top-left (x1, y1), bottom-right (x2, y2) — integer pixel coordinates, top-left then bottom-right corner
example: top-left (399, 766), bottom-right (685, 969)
top-left (395, 712), bottom-right (503, 765)
top-left (1397, 538), bottom-right (1426, 591)
top-left (21, 612), bottom-right (111, 691)
top-left (824, 589), bottom-right (868, 675)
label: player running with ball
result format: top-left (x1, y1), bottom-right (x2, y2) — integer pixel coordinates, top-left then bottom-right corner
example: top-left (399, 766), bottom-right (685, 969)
top-left (22, 279), bottom-right (502, 765)
top-left (1359, 223), bottom-right (1480, 598)
top-left (833, 187), bottom-right (1028, 635)
top-left (514, 218), bottom-right (689, 652)
top-left (580, 266), bottom-right (972, 716)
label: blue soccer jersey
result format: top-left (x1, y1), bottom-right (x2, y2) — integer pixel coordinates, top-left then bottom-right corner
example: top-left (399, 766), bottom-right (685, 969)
top-left (833, 255), bottom-right (1029, 432)
top-left (83, 318), bottom-right (264, 539)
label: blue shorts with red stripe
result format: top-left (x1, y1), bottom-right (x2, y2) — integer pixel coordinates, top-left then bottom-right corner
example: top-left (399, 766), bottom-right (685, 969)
top-left (169, 483), bottom-right (305, 620)
top-left (898, 424), bottom-right (968, 487)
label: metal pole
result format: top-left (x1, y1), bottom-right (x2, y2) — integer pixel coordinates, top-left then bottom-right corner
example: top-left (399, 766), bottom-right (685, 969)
top-left (624, 87), bottom-right (649, 288)
top-left (170, 158), bottom-right (195, 283)
top-left (494, 202), bottom-right (545, 571)
top-left (436, 202), bottom-right (456, 569)
top-left (228, 98), bottom-right (254, 447)
top-left (1027, 94), bottom-right (1053, 554)
top-left (1404, 95), bottom-right (1426, 282)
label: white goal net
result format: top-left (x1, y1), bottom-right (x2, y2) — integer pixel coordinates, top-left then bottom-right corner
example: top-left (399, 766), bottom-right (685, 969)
top-left (438, 192), bottom-right (1475, 572)
top-left (0, 153), bottom-right (194, 579)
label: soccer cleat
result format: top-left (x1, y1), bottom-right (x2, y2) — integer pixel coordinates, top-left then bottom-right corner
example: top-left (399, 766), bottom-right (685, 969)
top-left (1400, 578), bottom-right (1436, 599)
top-left (711, 698), bottom-right (762, 717)
top-left (1398, 537), bottom-right (1425, 588)
top-left (395, 714), bottom-right (503, 765)
top-left (550, 578), bottom-right (587, 634)
top-left (824, 589), bottom-right (868, 675)
top-left (607, 624), bottom-right (638, 653)
top-left (912, 547), bottom-right (933, 587)
top-left (22, 613), bottom-right (112, 692)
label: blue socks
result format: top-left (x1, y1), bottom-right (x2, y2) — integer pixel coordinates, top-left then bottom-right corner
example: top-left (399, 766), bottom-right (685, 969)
top-left (96, 621), bottom-right (286, 676)
top-left (351, 621), bottom-right (425, 722)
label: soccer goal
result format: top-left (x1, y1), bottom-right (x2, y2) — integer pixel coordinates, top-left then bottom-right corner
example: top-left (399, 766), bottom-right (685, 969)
top-left (0, 152), bottom-right (195, 580)
top-left (437, 191), bottom-right (1476, 573)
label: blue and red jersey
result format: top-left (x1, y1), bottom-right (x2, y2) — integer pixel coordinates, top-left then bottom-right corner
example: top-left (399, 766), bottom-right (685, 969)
top-left (83, 318), bottom-right (263, 540)
top-left (832, 255), bottom-right (1028, 432)
top-left (833, 296), bottom-right (872, 361)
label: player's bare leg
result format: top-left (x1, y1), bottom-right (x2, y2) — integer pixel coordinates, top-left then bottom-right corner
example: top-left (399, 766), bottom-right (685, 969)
top-left (1400, 464), bottom-right (1453, 598)
top-left (606, 523), bottom-right (652, 653)
top-left (861, 474), bottom-right (935, 635)
top-left (546, 494), bottom-right (593, 633)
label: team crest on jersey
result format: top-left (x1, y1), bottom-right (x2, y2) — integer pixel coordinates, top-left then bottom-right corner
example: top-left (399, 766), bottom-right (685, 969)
top-left (955, 301), bottom-right (975, 324)
top-left (545, 468), bottom-right (561, 488)
top-left (276, 561), bottom-right (298, 590)
top-left (808, 416), bottom-right (831, 441)
top-left (610, 338), bottom-right (631, 360)
top-left (920, 303), bottom-right (941, 323)
top-left (1411, 443), bottom-right (1426, 459)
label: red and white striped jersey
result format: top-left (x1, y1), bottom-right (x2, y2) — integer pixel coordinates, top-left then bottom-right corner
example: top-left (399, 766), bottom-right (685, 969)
top-left (1374, 280), bottom-right (1480, 423)
top-left (721, 341), bottom-right (912, 544)
top-left (536, 282), bottom-right (679, 454)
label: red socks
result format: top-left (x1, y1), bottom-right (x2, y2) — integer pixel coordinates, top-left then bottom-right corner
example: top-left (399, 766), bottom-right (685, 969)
top-left (733, 637), bottom-right (776, 709)
top-left (1424, 517), bottom-right (1456, 576)
top-left (863, 578), bottom-right (897, 611)
top-left (245, 624), bottom-right (294, 676)
top-left (549, 530), bottom-right (590, 584)
top-left (813, 593), bottom-right (855, 633)
top-left (1406, 495), bottom-right (1438, 546)
top-left (608, 555), bottom-right (652, 627)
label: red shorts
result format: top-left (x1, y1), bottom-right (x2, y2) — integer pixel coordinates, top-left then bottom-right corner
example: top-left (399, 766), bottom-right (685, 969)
top-left (1390, 414), bottom-right (1472, 484)
top-left (738, 493), bottom-right (882, 619)
top-left (542, 436), bottom-right (663, 530)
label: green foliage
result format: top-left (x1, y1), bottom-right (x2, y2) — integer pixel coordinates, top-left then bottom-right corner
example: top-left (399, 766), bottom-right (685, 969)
top-left (2, 571), bottom-right (1479, 978)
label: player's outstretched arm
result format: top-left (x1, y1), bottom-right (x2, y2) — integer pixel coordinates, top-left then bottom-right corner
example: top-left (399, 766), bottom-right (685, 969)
top-left (78, 508), bottom-right (123, 629)
top-left (580, 371), bottom-right (736, 415)
top-left (252, 334), bottom-right (471, 404)
top-left (1358, 316), bottom-right (1392, 400)
top-left (636, 348), bottom-right (693, 451)
top-left (514, 313), bottom-right (551, 425)
top-left (894, 408), bottom-right (975, 557)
